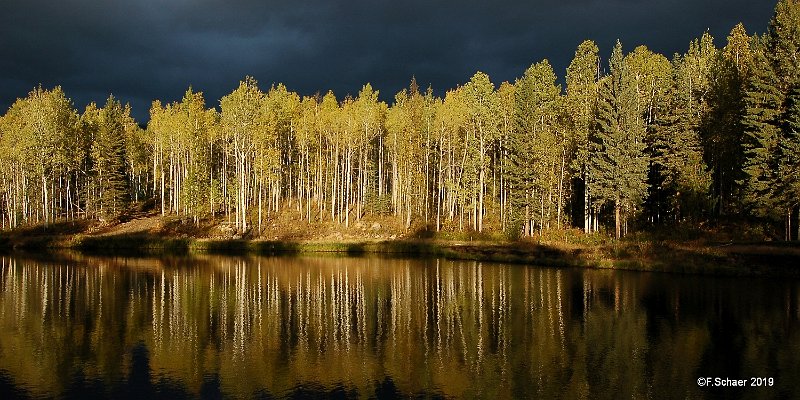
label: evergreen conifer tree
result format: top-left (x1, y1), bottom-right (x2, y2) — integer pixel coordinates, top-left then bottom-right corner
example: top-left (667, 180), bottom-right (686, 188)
top-left (589, 41), bottom-right (649, 238)
top-left (742, 0), bottom-right (800, 238)
top-left (93, 96), bottom-right (130, 219)
top-left (653, 54), bottom-right (713, 223)
top-left (509, 61), bottom-right (561, 236)
top-left (566, 40), bottom-right (600, 233)
top-left (703, 24), bottom-right (751, 216)
top-left (779, 88), bottom-right (800, 238)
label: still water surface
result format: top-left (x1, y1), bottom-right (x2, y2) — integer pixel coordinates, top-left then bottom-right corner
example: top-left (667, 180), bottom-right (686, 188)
top-left (0, 253), bottom-right (797, 399)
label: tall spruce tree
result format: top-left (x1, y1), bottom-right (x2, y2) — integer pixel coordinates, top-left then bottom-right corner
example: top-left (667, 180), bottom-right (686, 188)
top-left (742, 37), bottom-right (782, 216)
top-left (648, 34), bottom-right (715, 224)
top-left (566, 40), bottom-right (600, 233)
top-left (509, 60), bottom-right (562, 236)
top-left (780, 88), bottom-right (800, 238)
top-left (703, 24), bottom-right (752, 216)
top-left (93, 96), bottom-right (130, 219)
top-left (653, 53), bottom-right (713, 223)
top-left (742, 0), bottom-right (800, 238)
top-left (589, 41), bottom-right (649, 238)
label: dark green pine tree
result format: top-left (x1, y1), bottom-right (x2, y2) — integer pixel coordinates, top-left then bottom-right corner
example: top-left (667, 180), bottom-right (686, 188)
top-left (651, 54), bottom-right (712, 224)
top-left (94, 96), bottom-right (130, 219)
top-left (702, 24), bottom-right (751, 217)
top-left (742, 37), bottom-right (783, 216)
top-left (566, 40), bottom-right (600, 233)
top-left (778, 88), bottom-right (800, 239)
top-left (589, 40), bottom-right (649, 238)
top-left (507, 69), bottom-right (537, 237)
top-left (508, 60), bottom-right (560, 237)
top-left (648, 57), bottom-right (688, 225)
top-left (742, 0), bottom-right (800, 238)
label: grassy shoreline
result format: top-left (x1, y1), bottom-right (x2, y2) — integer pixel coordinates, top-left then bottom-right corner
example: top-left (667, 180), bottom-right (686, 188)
top-left (1, 230), bottom-right (798, 277)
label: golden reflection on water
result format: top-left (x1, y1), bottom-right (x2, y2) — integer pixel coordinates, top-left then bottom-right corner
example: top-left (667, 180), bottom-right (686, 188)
top-left (0, 255), bottom-right (798, 399)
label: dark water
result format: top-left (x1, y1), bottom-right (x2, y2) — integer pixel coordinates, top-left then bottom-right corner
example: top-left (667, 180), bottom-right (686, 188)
top-left (0, 254), bottom-right (797, 399)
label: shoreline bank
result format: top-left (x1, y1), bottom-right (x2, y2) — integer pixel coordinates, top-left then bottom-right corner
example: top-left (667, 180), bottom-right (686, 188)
top-left (2, 232), bottom-right (798, 277)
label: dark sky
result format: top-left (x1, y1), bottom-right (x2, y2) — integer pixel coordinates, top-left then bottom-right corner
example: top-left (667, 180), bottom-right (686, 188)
top-left (1, 0), bottom-right (775, 122)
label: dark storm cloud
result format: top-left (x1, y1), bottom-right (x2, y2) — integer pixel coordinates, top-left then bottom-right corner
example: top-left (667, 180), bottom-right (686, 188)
top-left (0, 0), bottom-right (775, 121)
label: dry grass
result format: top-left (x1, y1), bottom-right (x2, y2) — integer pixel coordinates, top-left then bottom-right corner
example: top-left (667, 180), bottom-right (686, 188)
top-left (2, 210), bottom-right (799, 277)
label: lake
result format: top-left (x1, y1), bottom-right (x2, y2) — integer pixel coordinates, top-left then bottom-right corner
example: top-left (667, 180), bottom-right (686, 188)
top-left (0, 253), bottom-right (797, 399)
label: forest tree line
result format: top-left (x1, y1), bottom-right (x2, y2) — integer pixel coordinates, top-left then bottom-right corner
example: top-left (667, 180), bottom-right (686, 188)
top-left (1, 0), bottom-right (800, 239)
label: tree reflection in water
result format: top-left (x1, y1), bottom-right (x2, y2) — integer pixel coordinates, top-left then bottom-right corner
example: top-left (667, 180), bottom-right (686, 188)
top-left (0, 255), bottom-right (797, 399)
